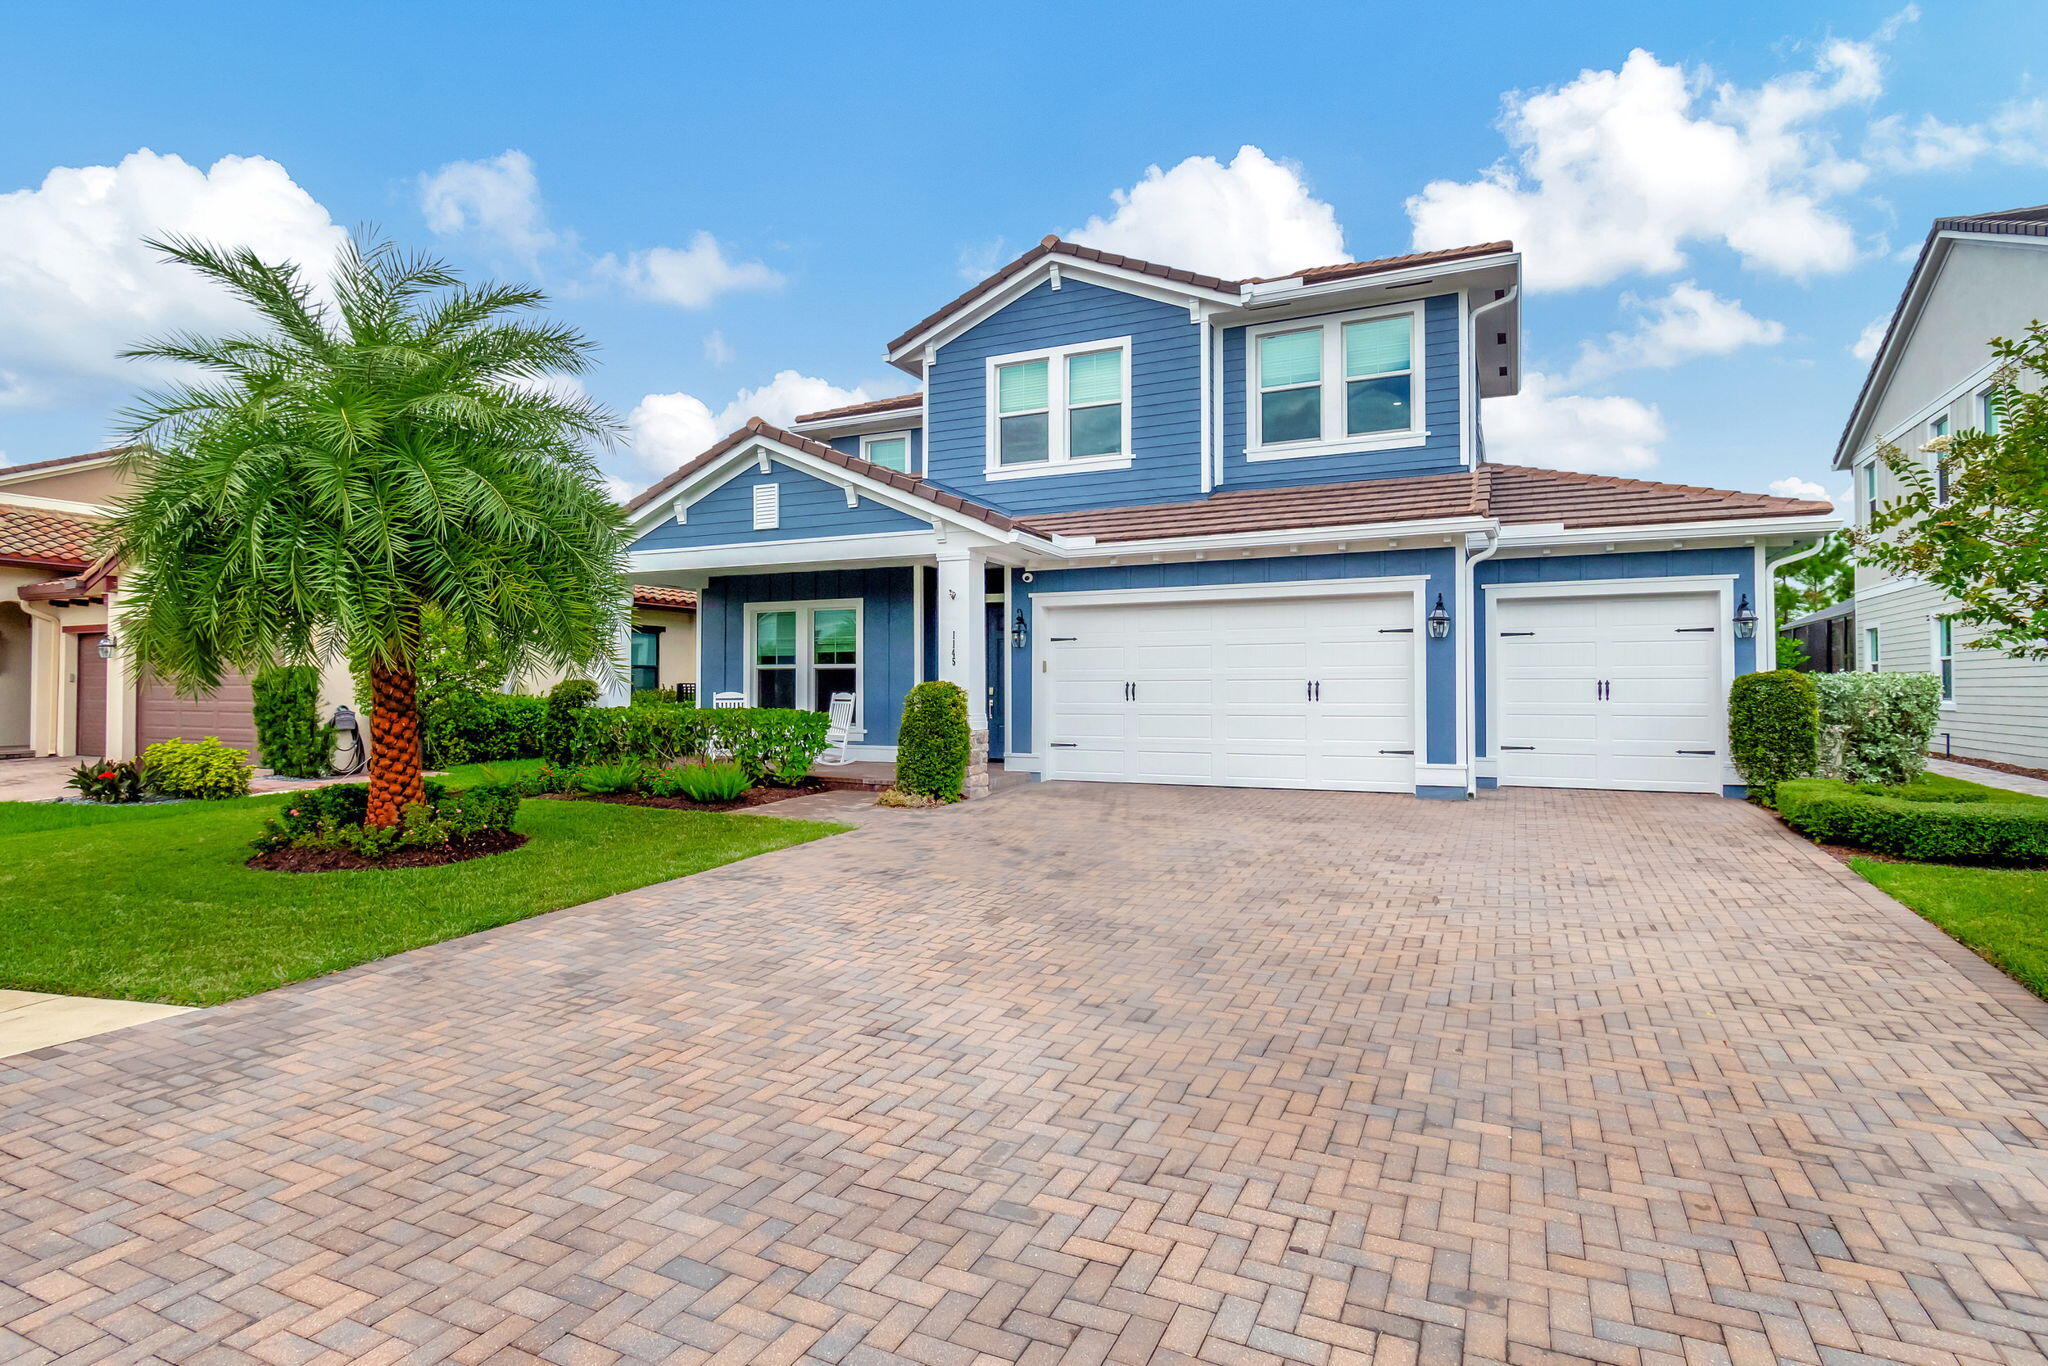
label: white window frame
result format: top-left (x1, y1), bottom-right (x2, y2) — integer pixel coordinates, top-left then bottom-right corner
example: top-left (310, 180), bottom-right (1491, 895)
top-left (982, 337), bottom-right (1134, 480)
top-left (1980, 389), bottom-right (2001, 434)
top-left (1245, 300), bottom-right (1428, 462)
top-left (1933, 615), bottom-right (1955, 705)
top-left (744, 598), bottom-right (864, 733)
top-left (859, 430), bottom-right (915, 475)
top-left (1930, 414), bottom-right (1951, 505)
top-left (1860, 460), bottom-right (1879, 526)
top-left (1865, 625), bottom-right (1881, 672)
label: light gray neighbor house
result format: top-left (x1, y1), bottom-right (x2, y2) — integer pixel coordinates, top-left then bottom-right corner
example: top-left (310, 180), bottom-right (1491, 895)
top-left (1836, 202), bottom-right (2048, 766)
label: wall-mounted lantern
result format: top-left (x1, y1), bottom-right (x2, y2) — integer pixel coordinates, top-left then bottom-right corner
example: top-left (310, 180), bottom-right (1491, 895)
top-left (96, 634), bottom-right (117, 660)
top-left (1011, 608), bottom-right (1030, 651)
top-left (1425, 594), bottom-right (1451, 640)
top-left (1733, 595), bottom-right (1758, 639)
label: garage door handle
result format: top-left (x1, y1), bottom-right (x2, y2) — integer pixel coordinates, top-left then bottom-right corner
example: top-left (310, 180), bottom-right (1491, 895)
top-left (1676, 749), bottom-right (1717, 755)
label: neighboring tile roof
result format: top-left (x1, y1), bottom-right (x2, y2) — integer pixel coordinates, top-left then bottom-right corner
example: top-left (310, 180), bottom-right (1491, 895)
top-left (625, 417), bottom-right (1021, 531)
top-left (1018, 465), bottom-right (1833, 543)
top-left (0, 504), bottom-right (103, 567)
top-left (0, 445), bottom-right (134, 482)
top-left (632, 584), bottom-right (698, 611)
top-left (793, 393), bottom-right (923, 424)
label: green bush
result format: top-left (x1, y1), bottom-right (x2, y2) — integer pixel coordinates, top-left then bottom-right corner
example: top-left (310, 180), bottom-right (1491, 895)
top-left (252, 666), bottom-right (333, 777)
top-left (896, 681), bottom-right (970, 802)
top-left (250, 777), bottom-right (518, 859)
top-left (631, 687), bottom-right (680, 707)
top-left (423, 690), bottom-right (547, 767)
top-left (1815, 672), bottom-right (1943, 785)
top-left (674, 759), bottom-right (752, 802)
top-left (1727, 669), bottom-right (1818, 804)
top-left (1776, 776), bottom-right (2048, 866)
top-left (573, 759), bottom-right (647, 794)
top-left (701, 707), bottom-right (830, 783)
top-left (542, 678), bottom-right (600, 764)
top-left (66, 759), bottom-right (147, 804)
top-left (567, 701), bottom-right (700, 767)
top-left (141, 737), bottom-right (254, 799)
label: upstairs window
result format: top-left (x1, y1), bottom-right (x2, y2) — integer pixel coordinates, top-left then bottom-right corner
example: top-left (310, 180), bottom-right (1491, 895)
top-left (1930, 414), bottom-right (1950, 505)
top-left (1980, 389), bottom-right (2002, 434)
top-left (860, 432), bottom-right (912, 473)
top-left (986, 340), bottom-right (1131, 477)
top-left (1248, 303), bottom-right (1424, 459)
top-left (1861, 462), bottom-right (1879, 525)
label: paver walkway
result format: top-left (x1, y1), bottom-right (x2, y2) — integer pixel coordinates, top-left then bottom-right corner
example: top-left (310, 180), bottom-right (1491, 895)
top-left (4, 785), bottom-right (2048, 1365)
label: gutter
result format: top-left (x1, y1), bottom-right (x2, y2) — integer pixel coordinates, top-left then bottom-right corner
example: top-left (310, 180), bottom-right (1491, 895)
top-left (1758, 536), bottom-right (1833, 672)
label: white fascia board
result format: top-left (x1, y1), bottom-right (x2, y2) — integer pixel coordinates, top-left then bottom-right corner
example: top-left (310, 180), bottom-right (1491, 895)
top-left (787, 408), bottom-right (924, 438)
top-left (1042, 515), bottom-right (1498, 559)
top-left (1230, 251), bottom-right (1521, 313)
top-left (1495, 514), bottom-right (1842, 551)
top-left (0, 491), bottom-right (108, 516)
top-left (631, 531), bottom-right (952, 574)
top-left (885, 257), bottom-right (1243, 371)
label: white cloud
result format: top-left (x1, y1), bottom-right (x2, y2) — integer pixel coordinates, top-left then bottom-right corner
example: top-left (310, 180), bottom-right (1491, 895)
top-left (1851, 313), bottom-right (1890, 361)
top-left (622, 370), bottom-right (872, 480)
top-left (1769, 475), bottom-right (1829, 502)
top-left (1865, 96), bottom-right (2048, 171)
top-left (594, 232), bottom-right (783, 310)
top-left (419, 150), bottom-right (556, 259)
top-left (703, 329), bottom-right (734, 365)
top-left (1068, 146), bottom-right (1347, 280)
top-left (956, 237), bottom-right (1007, 282)
top-left (1567, 281), bottom-right (1784, 382)
top-left (0, 149), bottom-right (347, 407)
top-left (1407, 42), bottom-right (1882, 290)
top-left (1482, 372), bottom-right (1666, 473)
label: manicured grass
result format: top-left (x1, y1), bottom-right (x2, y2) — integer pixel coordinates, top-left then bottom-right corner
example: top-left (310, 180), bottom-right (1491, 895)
top-left (0, 795), bottom-right (844, 1007)
top-left (1854, 858), bottom-right (2048, 1000)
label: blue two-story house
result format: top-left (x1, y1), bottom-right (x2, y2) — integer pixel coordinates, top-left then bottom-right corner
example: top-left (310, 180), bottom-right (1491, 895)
top-left (621, 234), bottom-right (1837, 798)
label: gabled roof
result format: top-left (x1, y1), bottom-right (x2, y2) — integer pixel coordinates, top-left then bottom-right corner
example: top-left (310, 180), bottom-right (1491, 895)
top-left (792, 393), bottom-right (922, 425)
top-left (1017, 465), bottom-right (1832, 544)
top-left (1835, 203), bottom-right (2048, 467)
top-left (624, 417), bottom-right (1021, 532)
top-left (0, 504), bottom-right (104, 569)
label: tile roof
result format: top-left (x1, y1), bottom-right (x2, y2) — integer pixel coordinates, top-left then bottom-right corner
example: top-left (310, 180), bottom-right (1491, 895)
top-left (1018, 465), bottom-right (1833, 543)
top-left (632, 585), bottom-right (698, 611)
top-left (883, 235), bottom-right (1514, 355)
top-left (0, 504), bottom-right (104, 568)
top-left (792, 393), bottom-right (923, 424)
top-left (624, 417), bottom-right (1020, 531)
top-left (0, 445), bottom-right (135, 482)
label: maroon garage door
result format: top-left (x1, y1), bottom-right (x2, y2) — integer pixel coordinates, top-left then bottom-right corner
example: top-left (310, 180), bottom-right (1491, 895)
top-left (136, 672), bottom-right (259, 756)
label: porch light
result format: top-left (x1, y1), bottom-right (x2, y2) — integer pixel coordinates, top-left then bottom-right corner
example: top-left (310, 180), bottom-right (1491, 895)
top-left (1426, 594), bottom-right (1451, 640)
top-left (96, 634), bottom-right (117, 660)
top-left (1011, 608), bottom-right (1030, 651)
top-left (1733, 595), bottom-right (1758, 639)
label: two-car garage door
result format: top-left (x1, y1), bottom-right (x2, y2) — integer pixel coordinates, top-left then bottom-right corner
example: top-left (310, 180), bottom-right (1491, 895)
top-left (1041, 592), bottom-right (1419, 792)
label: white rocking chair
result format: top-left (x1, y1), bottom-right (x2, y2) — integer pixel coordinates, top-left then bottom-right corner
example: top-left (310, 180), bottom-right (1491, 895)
top-left (816, 692), bottom-right (857, 767)
top-left (710, 691), bottom-right (746, 709)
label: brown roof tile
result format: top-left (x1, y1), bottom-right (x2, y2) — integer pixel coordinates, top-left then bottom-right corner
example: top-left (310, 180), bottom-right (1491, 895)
top-left (624, 417), bottom-right (1019, 532)
top-left (1018, 464), bottom-right (1831, 543)
top-left (1245, 241), bottom-right (1516, 285)
top-left (0, 504), bottom-right (104, 568)
top-left (632, 584), bottom-right (698, 611)
top-left (792, 393), bottom-right (923, 424)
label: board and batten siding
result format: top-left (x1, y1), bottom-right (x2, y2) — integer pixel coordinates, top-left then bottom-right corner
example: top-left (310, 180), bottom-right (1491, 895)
top-left (924, 277), bottom-right (1204, 516)
top-left (1219, 292), bottom-right (1465, 489)
top-left (1857, 579), bottom-right (2048, 768)
top-left (697, 567), bottom-right (919, 745)
top-left (631, 461), bottom-right (928, 552)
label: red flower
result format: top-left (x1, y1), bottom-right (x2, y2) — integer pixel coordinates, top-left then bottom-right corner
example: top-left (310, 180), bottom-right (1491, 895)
top-left (98, 771), bottom-right (116, 780)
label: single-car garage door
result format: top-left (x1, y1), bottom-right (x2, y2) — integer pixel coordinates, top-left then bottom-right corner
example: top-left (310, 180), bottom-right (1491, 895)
top-left (137, 672), bottom-right (259, 756)
top-left (1041, 591), bottom-right (1419, 792)
top-left (1492, 589), bottom-right (1725, 793)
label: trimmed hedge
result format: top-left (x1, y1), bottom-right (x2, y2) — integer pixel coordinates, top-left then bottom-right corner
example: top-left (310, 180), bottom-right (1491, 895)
top-left (565, 704), bottom-right (829, 782)
top-left (1814, 671), bottom-right (1941, 785)
top-left (543, 679), bottom-right (600, 765)
top-left (423, 690), bottom-right (547, 767)
top-left (252, 666), bottom-right (333, 777)
top-left (896, 681), bottom-right (970, 802)
top-left (1728, 669), bottom-right (1818, 804)
top-left (1777, 776), bottom-right (2048, 866)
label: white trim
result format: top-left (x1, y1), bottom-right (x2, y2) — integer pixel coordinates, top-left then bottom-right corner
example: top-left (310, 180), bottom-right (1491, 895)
top-left (858, 430), bottom-right (915, 474)
top-left (1243, 300), bottom-right (1428, 462)
top-left (633, 531), bottom-right (944, 576)
top-left (743, 598), bottom-right (866, 737)
top-left (1196, 305), bottom-right (1213, 494)
top-left (1232, 250), bottom-right (1521, 311)
top-left (1865, 624), bottom-right (1882, 672)
top-left (1495, 513), bottom-right (1841, 550)
top-left (1481, 574), bottom-right (1739, 602)
top-left (1455, 289), bottom-right (1472, 467)
top-left (1041, 515), bottom-right (1495, 559)
top-left (1415, 763), bottom-right (1468, 787)
top-left (1029, 575), bottom-right (1433, 793)
top-left (751, 482), bottom-right (779, 531)
top-left (787, 407), bottom-right (924, 439)
top-left (983, 337), bottom-right (1135, 479)
top-left (1932, 613), bottom-right (1956, 704)
top-left (0, 490), bottom-right (107, 516)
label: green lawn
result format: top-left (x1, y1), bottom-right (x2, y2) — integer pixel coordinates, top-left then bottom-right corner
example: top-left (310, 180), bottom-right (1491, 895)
top-left (0, 788), bottom-right (843, 1006)
top-left (1854, 859), bottom-right (2048, 1000)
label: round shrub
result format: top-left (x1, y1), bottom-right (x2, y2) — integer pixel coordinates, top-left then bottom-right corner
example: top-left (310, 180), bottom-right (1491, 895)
top-left (141, 737), bottom-right (254, 799)
top-left (1814, 672), bottom-right (1943, 785)
top-left (252, 665), bottom-right (333, 777)
top-left (542, 678), bottom-right (599, 765)
top-left (896, 681), bottom-right (969, 802)
top-left (1728, 668), bottom-right (1818, 804)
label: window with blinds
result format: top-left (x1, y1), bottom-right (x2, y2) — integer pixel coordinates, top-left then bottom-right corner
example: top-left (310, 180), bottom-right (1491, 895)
top-left (1248, 304), bottom-right (1424, 455)
top-left (986, 341), bottom-right (1129, 473)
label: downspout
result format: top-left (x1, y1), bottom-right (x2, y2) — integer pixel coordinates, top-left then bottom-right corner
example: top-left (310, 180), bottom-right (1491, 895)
top-left (1458, 527), bottom-right (1502, 797)
top-left (1758, 536), bottom-right (1831, 672)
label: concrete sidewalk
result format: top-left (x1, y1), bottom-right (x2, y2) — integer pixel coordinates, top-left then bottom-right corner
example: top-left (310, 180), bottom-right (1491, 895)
top-left (0, 991), bottom-right (191, 1059)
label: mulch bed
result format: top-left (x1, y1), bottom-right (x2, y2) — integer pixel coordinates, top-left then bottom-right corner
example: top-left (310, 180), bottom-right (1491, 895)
top-left (1933, 752), bottom-right (2048, 785)
top-left (560, 780), bottom-right (824, 814)
top-left (247, 829), bottom-right (528, 873)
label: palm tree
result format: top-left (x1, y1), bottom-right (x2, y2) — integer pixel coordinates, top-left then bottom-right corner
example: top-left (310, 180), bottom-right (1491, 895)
top-left (113, 234), bottom-right (627, 826)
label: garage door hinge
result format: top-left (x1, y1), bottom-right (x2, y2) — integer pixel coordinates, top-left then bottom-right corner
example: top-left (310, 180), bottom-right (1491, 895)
top-left (1677, 749), bottom-right (1717, 755)
top-left (1502, 745), bottom-right (1535, 751)
top-left (1675, 627), bottom-right (1716, 633)
top-left (1500, 631), bottom-right (1535, 637)
top-left (1378, 627), bottom-right (1414, 634)
top-left (1050, 636), bottom-right (1077, 641)
top-left (1379, 749), bottom-right (1414, 755)
top-left (1050, 742), bottom-right (1078, 748)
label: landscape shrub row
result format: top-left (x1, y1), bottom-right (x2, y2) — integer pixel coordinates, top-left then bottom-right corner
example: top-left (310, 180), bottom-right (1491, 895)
top-left (252, 779), bottom-right (522, 861)
top-left (1729, 669), bottom-right (1944, 801)
top-left (1775, 777), bottom-right (2048, 866)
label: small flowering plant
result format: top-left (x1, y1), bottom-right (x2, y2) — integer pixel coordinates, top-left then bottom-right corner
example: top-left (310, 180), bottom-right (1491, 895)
top-left (67, 759), bottom-right (147, 804)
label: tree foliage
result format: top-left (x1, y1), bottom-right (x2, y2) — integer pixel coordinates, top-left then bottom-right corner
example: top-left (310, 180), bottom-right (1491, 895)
top-left (1774, 532), bottom-right (1854, 627)
top-left (110, 233), bottom-right (628, 823)
top-left (1855, 322), bottom-right (2048, 658)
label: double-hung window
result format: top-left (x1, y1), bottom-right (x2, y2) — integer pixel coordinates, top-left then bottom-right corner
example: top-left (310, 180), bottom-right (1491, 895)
top-left (750, 601), bottom-right (861, 717)
top-left (1931, 414), bottom-right (1951, 504)
top-left (986, 339), bottom-right (1130, 477)
top-left (1249, 304), bottom-right (1423, 459)
top-left (1934, 616), bottom-right (1955, 701)
top-left (1865, 626), bottom-right (1881, 672)
top-left (630, 627), bottom-right (662, 693)
top-left (860, 431), bottom-right (912, 473)
top-left (1861, 461), bottom-right (1879, 525)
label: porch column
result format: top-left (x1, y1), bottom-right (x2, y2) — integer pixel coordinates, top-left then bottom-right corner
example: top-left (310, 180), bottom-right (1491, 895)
top-left (103, 588), bottom-right (138, 760)
top-left (934, 548), bottom-right (990, 799)
top-left (598, 590), bottom-right (635, 707)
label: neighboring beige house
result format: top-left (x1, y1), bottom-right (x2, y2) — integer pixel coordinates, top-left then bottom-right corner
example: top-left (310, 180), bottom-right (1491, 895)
top-left (1835, 202), bottom-right (2048, 766)
top-left (1, 448), bottom-right (695, 761)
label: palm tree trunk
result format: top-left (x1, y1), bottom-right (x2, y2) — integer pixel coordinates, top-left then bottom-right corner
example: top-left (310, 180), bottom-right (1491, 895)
top-left (367, 663), bottom-right (427, 826)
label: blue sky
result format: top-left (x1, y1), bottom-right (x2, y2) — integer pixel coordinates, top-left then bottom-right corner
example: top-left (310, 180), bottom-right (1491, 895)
top-left (1, 0), bottom-right (2043, 506)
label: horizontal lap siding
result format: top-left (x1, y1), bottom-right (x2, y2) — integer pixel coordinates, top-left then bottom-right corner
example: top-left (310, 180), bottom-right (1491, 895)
top-left (926, 278), bottom-right (1204, 515)
top-left (633, 462), bottom-right (927, 551)
top-left (1007, 549), bottom-right (1458, 766)
top-left (1220, 293), bottom-right (1465, 489)
top-left (1858, 581), bottom-right (2048, 767)
top-left (699, 568), bottom-right (917, 743)
top-left (1473, 548), bottom-right (1758, 757)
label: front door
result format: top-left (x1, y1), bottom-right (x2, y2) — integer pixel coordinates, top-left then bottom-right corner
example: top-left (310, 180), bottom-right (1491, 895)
top-left (984, 602), bottom-right (1006, 759)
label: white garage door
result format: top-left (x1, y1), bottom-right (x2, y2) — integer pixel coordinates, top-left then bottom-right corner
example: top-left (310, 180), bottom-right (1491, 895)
top-left (1492, 590), bottom-right (1725, 793)
top-left (1041, 592), bottom-right (1418, 792)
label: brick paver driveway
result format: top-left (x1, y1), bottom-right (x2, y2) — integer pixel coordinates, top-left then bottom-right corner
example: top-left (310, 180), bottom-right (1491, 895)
top-left (6, 785), bottom-right (2048, 1366)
